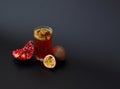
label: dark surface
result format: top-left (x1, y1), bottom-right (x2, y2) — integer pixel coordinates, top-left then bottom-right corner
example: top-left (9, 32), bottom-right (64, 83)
top-left (0, 0), bottom-right (120, 89)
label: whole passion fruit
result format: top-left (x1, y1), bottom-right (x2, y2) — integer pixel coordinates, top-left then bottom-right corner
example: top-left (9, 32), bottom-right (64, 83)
top-left (52, 45), bottom-right (66, 61)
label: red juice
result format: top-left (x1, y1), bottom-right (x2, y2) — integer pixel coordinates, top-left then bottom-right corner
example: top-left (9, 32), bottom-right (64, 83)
top-left (34, 26), bottom-right (52, 61)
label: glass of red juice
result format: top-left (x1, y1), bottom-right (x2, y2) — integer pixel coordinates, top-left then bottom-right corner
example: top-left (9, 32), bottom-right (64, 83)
top-left (34, 26), bottom-right (53, 61)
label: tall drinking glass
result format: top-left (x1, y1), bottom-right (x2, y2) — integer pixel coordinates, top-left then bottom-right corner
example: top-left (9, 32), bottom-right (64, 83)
top-left (34, 26), bottom-right (53, 61)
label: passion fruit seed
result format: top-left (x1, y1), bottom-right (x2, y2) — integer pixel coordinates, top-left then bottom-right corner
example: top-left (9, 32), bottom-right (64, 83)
top-left (43, 55), bottom-right (56, 69)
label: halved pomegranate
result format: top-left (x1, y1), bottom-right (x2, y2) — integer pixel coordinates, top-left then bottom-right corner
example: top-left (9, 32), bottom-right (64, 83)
top-left (12, 40), bottom-right (34, 60)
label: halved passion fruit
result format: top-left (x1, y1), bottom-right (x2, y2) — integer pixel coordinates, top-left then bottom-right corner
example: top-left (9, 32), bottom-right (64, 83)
top-left (43, 55), bottom-right (56, 69)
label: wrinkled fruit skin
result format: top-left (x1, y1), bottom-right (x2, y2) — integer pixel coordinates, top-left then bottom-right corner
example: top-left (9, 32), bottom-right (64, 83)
top-left (52, 45), bottom-right (66, 61)
top-left (12, 40), bottom-right (34, 60)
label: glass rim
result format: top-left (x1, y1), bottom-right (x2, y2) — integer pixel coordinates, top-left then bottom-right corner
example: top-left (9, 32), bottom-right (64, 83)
top-left (34, 26), bottom-right (53, 32)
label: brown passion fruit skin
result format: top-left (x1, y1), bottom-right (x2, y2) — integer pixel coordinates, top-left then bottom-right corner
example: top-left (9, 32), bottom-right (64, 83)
top-left (52, 45), bottom-right (66, 61)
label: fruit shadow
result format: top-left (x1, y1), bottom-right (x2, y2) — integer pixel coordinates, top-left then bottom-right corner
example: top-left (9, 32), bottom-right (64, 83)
top-left (13, 58), bottom-right (36, 68)
top-left (13, 57), bottom-right (67, 72)
top-left (42, 60), bottom-right (67, 72)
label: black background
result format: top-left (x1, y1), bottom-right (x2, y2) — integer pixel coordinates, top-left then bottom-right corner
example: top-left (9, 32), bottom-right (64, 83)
top-left (0, 0), bottom-right (120, 89)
